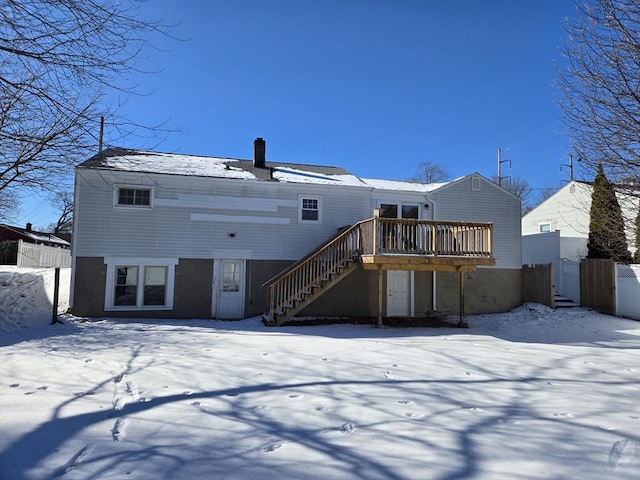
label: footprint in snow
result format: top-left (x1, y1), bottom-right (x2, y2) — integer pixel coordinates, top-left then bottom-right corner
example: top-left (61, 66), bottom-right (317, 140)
top-left (552, 413), bottom-right (574, 418)
top-left (263, 442), bottom-right (283, 453)
top-left (384, 371), bottom-right (392, 379)
top-left (288, 394), bottom-right (303, 399)
top-left (191, 401), bottom-right (201, 406)
top-left (36, 386), bottom-right (48, 391)
top-left (340, 423), bottom-right (355, 433)
top-left (404, 412), bottom-right (425, 419)
top-left (315, 406), bottom-right (329, 412)
top-left (398, 400), bottom-right (413, 405)
top-left (607, 439), bottom-right (640, 471)
top-left (52, 445), bottom-right (93, 478)
top-left (9, 383), bottom-right (19, 388)
top-left (111, 418), bottom-right (126, 441)
top-left (499, 418), bottom-right (522, 425)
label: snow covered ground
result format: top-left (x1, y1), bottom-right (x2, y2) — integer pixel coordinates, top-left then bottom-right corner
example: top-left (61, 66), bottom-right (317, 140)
top-left (1, 266), bottom-right (639, 480)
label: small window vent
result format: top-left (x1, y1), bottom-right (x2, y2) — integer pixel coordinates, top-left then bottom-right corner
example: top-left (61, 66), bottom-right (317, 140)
top-left (472, 176), bottom-right (481, 191)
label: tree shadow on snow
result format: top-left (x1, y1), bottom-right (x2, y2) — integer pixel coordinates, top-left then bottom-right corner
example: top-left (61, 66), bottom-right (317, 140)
top-left (1, 343), bottom-right (638, 480)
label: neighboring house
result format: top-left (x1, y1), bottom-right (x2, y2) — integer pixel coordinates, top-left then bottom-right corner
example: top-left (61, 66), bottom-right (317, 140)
top-left (70, 139), bottom-right (522, 323)
top-left (0, 223), bottom-right (70, 249)
top-left (521, 180), bottom-right (639, 302)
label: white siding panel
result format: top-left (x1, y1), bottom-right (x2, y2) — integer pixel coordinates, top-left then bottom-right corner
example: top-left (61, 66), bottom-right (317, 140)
top-left (521, 182), bottom-right (591, 237)
top-left (74, 170), bottom-right (372, 260)
top-left (431, 176), bottom-right (522, 269)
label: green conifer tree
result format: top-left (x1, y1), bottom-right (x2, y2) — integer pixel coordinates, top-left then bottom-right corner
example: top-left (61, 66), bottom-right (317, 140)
top-left (587, 164), bottom-right (631, 263)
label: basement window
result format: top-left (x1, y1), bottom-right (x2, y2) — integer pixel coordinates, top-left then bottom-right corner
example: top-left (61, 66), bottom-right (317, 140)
top-left (105, 258), bottom-right (177, 311)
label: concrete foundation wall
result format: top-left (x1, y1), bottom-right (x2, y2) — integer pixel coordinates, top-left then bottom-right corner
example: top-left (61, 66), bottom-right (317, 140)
top-left (72, 257), bottom-right (214, 319)
top-left (245, 260), bottom-right (294, 318)
top-left (435, 268), bottom-right (522, 315)
top-left (71, 257), bottom-right (107, 317)
top-left (297, 267), bottom-right (377, 318)
top-left (174, 259), bottom-right (213, 318)
top-left (73, 257), bottom-right (521, 320)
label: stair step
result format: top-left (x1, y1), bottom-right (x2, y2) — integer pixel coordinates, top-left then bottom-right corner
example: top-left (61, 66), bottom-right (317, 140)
top-left (554, 295), bottom-right (579, 308)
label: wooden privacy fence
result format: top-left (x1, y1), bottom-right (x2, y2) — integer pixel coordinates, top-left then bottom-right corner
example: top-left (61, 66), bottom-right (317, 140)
top-left (522, 263), bottom-right (555, 308)
top-left (580, 258), bottom-right (615, 315)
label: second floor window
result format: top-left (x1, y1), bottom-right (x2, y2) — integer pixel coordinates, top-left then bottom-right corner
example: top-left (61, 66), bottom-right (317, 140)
top-left (300, 196), bottom-right (320, 222)
top-left (117, 188), bottom-right (151, 207)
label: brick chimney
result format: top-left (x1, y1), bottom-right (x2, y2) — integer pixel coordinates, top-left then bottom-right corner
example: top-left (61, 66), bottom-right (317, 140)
top-left (254, 137), bottom-right (266, 168)
top-left (26, 222), bottom-right (32, 232)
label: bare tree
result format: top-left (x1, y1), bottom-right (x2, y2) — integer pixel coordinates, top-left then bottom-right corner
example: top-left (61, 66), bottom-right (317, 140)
top-left (0, 0), bottom-right (171, 203)
top-left (410, 161), bottom-right (451, 183)
top-left (557, 0), bottom-right (640, 184)
top-left (47, 192), bottom-right (74, 234)
top-left (491, 174), bottom-right (533, 214)
top-left (0, 191), bottom-right (17, 222)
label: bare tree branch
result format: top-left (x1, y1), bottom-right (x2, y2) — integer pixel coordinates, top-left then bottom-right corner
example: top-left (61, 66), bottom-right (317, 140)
top-left (557, 0), bottom-right (640, 185)
top-left (47, 191), bottom-right (74, 234)
top-left (0, 0), bottom-right (175, 199)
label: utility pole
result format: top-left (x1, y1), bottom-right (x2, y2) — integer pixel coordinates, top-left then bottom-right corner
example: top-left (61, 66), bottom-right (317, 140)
top-left (497, 148), bottom-right (511, 186)
top-left (561, 153), bottom-right (574, 182)
top-left (98, 116), bottom-right (104, 153)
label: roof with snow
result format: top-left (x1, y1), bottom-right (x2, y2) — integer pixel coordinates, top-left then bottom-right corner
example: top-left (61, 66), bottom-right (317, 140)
top-left (361, 178), bottom-right (448, 193)
top-left (78, 148), bottom-right (369, 187)
top-left (0, 224), bottom-right (70, 248)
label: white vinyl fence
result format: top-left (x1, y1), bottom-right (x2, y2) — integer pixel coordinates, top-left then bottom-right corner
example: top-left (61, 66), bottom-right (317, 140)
top-left (615, 264), bottom-right (640, 320)
top-left (17, 240), bottom-right (72, 268)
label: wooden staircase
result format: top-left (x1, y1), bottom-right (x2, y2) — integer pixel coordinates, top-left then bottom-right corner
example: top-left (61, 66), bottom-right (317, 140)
top-left (264, 220), bottom-right (370, 326)
top-left (264, 216), bottom-right (495, 326)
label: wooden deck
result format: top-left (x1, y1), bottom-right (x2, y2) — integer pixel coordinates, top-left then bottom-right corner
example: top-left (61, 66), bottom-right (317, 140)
top-left (265, 216), bottom-right (495, 326)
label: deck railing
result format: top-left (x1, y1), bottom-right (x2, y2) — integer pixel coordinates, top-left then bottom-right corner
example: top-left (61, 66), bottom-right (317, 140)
top-left (368, 218), bottom-right (493, 257)
top-left (265, 218), bottom-right (493, 323)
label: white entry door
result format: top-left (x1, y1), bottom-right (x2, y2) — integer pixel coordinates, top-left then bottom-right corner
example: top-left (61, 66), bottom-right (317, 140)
top-left (387, 270), bottom-right (412, 317)
top-left (213, 260), bottom-right (245, 319)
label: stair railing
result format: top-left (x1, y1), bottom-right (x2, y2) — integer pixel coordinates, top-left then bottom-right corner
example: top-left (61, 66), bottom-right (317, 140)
top-left (265, 219), bottom-right (373, 322)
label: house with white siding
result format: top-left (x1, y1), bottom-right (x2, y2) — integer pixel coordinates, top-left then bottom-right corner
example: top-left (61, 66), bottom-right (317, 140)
top-left (70, 138), bottom-right (522, 325)
top-left (521, 180), bottom-right (638, 303)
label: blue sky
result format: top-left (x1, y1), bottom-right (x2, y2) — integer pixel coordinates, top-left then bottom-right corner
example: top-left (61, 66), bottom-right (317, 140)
top-left (20, 0), bottom-right (578, 229)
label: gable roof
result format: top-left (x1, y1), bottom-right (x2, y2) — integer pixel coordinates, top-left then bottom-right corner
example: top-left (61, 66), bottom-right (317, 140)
top-left (0, 224), bottom-right (70, 247)
top-left (78, 148), bottom-right (368, 187)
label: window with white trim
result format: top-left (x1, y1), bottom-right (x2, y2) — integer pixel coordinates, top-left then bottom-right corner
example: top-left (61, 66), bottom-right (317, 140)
top-left (116, 187), bottom-right (152, 207)
top-left (539, 223), bottom-right (551, 233)
top-left (105, 258), bottom-right (176, 310)
top-left (299, 195), bottom-right (321, 222)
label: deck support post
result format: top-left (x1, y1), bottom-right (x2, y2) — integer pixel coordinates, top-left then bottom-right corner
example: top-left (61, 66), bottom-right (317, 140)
top-left (377, 267), bottom-right (383, 327)
top-left (458, 270), bottom-right (468, 328)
